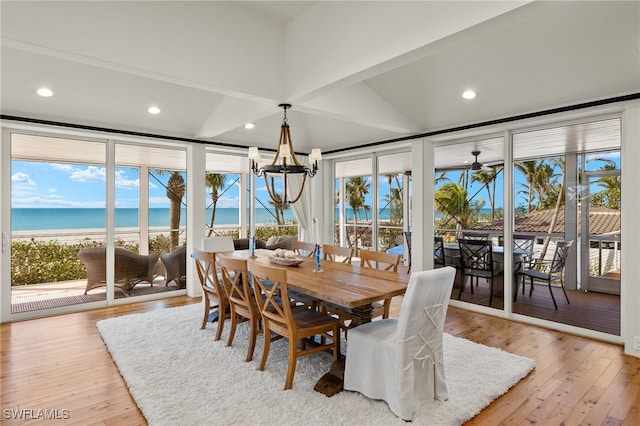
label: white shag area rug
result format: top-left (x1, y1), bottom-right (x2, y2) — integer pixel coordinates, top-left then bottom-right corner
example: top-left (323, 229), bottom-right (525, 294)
top-left (97, 304), bottom-right (535, 426)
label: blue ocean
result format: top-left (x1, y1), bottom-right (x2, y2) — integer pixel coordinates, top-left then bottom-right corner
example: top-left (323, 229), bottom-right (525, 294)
top-left (11, 207), bottom-right (392, 231)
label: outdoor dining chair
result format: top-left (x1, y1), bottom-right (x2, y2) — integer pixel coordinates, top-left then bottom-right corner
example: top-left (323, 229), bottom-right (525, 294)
top-left (518, 240), bottom-right (573, 309)
top-left (457, 238), bottom-right (502, 306)
top-left (499, 234), bottom-right (536, 298)
top-left (434, 236), bottom-right (446, 268)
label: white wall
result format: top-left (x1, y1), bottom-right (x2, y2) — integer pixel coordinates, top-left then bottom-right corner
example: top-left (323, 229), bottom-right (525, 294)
top-left (621, 100), bottom-right (640, 356)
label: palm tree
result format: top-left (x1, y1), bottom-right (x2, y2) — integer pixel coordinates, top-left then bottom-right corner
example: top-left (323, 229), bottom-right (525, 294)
top-left (471, 167), bottom-right (500, 221)
top-left (537, 157), bottom-right (565, 264)
top-left (532, 162), bottom-right (558, 210)
top-left (514, 161), bottom-right (539, 213)
top-left (165, 171), bottom-right (185, 250)
top-left (592, 159), bottom-right (621, 209)
top-left (435, 182), bottom-right (483, 231)
top-left (267, 181), bottom-right (290, 234)
top-left (205, 173), bottom-right (226, 237)
top-left (345, 177), bottom-right (371, 250)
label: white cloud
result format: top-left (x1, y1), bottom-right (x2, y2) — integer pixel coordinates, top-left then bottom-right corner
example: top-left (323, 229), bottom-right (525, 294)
top-left (115, 170), bottom-right (139, 189)
top-left (11, 172), bottom-right (35, 185)
top-left (69, 165), bottom-right (106, 182)
top-left (50, 163), bottom-right (74, 172)
top-left (11, 172), bottom-right (37, 197)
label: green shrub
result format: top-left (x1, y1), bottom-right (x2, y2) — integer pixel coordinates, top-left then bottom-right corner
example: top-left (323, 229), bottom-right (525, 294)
top-left (11, 239), bottom-right (101, 286)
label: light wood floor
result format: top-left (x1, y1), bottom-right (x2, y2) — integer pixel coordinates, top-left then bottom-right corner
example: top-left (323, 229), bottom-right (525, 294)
top-left (2, 296), bottom-right (639, 425)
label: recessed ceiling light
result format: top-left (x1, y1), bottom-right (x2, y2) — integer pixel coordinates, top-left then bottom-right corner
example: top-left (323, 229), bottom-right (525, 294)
top-left (148, 106), bottom-right (161, 114)
top-left (36, 87), bottom-right (54, 97)
top-left (244, 123), bottom-right (255, 129)
top-left (462, 90), bottom-right (478, 100)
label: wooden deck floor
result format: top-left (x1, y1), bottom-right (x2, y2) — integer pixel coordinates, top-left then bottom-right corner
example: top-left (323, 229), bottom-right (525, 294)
top-left (1, 296), bottom-right (638, 425)
top-left (453, 281), bottom-right (620, 336)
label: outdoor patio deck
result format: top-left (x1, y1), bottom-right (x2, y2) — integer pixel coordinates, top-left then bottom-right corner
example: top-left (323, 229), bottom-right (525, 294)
top-left (11, 278), bottom-right (179, 313)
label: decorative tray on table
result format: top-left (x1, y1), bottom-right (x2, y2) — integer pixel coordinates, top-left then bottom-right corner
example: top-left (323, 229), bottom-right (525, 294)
top-left (268, 256), bottom-right (304, 266)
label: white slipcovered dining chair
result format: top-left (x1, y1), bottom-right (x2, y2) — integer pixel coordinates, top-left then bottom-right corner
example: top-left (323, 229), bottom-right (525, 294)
top-left (344, 266), bottom-right (456, 421)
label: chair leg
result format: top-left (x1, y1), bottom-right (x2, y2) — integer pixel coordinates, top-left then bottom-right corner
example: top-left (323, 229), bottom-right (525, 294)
top-left (245, 317), bottom-right (258, 362)
top-left (284, 340), bottom-right (298, 390)
top-left (214, 305), bottom-right (226, 341)
top-left (529, 277), bottom-right (534, 297)
top-left (547, 279), bottom-right (558, 309)
top-left (560, 277), bottom-right (570, 304)
top-left (226, 308), bottom-right (237, 347)
top-left (457, 276), bottom-right (466, 299)
top-left (488, 278), bottom-right (493, 306)
top-left (259, 324), bottom-right (271, 372)
top-left (201, 297), bottom-right (210, 330)
top-left (382, 298), bottom-right (391, 319)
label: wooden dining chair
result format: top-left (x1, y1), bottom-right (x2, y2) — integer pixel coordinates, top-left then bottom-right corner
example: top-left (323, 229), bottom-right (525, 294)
top-left (359, 249), bottom-right (401, 272)
top-left (218, 255), bottom-right (263, 362)
top-left (191, 248), bottom-right (231, 341)
top-left (291, 240), bottom-right (317, 257)
top-left (359, 249), bottom-right (401, 319)
top-left (247, 259), bottom-right (340, 390)
top-left (322, 244), bottom-right (353, 264)
top-left (325, 248), bottom-right (401, 333)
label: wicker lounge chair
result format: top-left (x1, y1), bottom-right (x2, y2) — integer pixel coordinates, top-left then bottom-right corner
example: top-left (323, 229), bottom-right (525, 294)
top-left (160, 245), bottom-right (186, 289)
top-left (78, 247), bottom-right (159, 294)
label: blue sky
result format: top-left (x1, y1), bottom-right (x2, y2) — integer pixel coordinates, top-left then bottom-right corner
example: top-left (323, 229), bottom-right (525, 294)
top-left (11, 152), bottom-right (620, 210)
top-left (11, 161), bottom-right (289, 210)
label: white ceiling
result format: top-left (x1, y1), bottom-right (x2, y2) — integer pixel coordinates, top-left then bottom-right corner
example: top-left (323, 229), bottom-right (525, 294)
top-left (1, 1), bottom-right (639, 167)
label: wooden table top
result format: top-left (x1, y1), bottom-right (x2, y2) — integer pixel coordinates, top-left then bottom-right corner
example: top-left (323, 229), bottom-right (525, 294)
top-left (222, 249), bottom-right (409, 310)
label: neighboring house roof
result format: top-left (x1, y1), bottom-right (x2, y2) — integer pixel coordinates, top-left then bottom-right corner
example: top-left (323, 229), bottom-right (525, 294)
top-left (476, 207), bottom-right (620, 235)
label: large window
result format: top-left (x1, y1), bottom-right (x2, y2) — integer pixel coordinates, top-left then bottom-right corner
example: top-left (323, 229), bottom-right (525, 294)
top-left (434, 137), bottom-right (505, 311)
top-left (8, 134), bottom-right (189, 318)
top-left (334, 152), bottom-right (411, 262)
top-left (511, 118), bottom-right (621, 335)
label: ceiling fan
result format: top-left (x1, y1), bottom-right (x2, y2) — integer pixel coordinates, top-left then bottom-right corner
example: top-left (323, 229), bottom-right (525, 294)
top-left (470, 150), bottom-right (493, 171)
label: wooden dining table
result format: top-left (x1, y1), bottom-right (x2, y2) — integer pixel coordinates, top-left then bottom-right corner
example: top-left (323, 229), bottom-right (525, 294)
top-left (223, 249), bottom-right (409, 326)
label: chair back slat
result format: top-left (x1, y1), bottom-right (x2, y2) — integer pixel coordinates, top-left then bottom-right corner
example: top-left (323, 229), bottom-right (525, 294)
top-left (191, 248), bottom-right (227, 299)
top-left (550, 240), bottom-right (573, 274)
top-left (248, 260), bottom-right (294, 333)
top-left (323, 244), bottom-right (353, 264)
top-left (291, 240), bottom-right (317, 257)
top-left (359, 249), bottom-right (401, 272)
top-left (218, 255), bottom-right (250, 309)
top-left (458, 238), bottom-right (494, 271)
top-left (461, 231), bottom-right (488, 241)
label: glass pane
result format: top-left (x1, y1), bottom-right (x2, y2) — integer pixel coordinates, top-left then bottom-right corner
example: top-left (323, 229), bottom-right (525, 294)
top-left (146, 146), bottom-right (187, 292)
top-left (511, 120), bottom-right (621, 336)
top-left (11, 134), bottom-right (107, 313)
top-left (434, 137), bottom-right (504, 311)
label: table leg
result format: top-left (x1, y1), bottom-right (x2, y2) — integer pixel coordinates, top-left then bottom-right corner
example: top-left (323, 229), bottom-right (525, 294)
top-left (314, 304), bottom-right (373, 397)
top-left (349, 304), bottom-right (374, 327)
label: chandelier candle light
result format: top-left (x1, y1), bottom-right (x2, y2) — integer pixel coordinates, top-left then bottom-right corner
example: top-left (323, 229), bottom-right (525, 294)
top-left (248, 104), bottom-right (321, 206)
